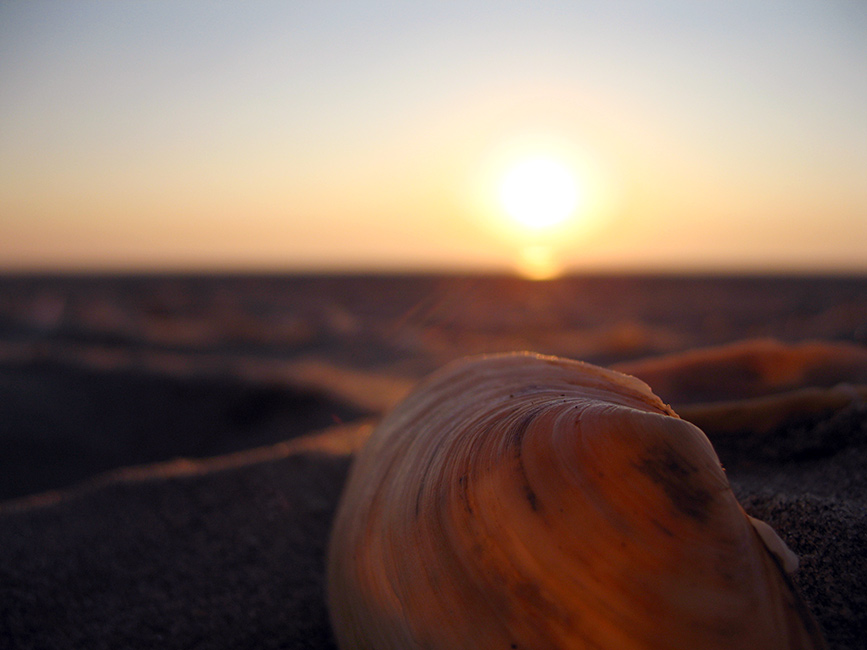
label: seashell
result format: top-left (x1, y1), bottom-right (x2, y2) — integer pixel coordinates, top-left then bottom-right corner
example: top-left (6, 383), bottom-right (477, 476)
top-left (326, 353), bottom-right (827, 650)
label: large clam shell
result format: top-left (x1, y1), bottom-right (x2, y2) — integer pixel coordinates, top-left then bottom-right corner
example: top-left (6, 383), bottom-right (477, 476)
top-left (327, 353), bottom-right (826, 649)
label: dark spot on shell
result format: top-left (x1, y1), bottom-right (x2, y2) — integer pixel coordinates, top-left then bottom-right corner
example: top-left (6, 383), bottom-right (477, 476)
top-left (652, 519), bottom-right (675, 537)
top-left (414, 478), bottom-right (424, 518)
top-left (635, 445), bottom-right (712, 522)
top-left (524, 484), bottom-right (539, 511)
top-left (508, 410), bottom-right (543, 512)
top-left (508, 409), bottom-right (539, 450)
top-left (458, 474), bottom-right (473, 514)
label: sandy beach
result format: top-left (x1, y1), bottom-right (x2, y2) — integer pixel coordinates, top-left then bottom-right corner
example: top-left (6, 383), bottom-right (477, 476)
top-left (1, 273), bottom-right (865, 649)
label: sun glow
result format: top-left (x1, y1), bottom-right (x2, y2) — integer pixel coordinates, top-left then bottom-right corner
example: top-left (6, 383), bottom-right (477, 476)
top-left (466, 133), bottom-right (621, 279)
top-left (499, 157), bottom-right (580, 230)
top-left (516, 245), bottom-right (562, 280)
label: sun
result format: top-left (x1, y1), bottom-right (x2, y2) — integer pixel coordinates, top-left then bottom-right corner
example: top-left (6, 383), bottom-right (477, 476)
top-left (465, 134), bottom-right (618, 279)
top-left (498, 156), bottom-right (580, 230)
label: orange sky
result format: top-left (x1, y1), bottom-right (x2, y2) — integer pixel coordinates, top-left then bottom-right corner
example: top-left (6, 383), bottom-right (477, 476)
top-left (1, 2), bottom-right (865, 275)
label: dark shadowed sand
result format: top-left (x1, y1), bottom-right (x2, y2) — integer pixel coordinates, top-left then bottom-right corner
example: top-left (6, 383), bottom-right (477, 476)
top-left (0, 274), bottom-right (865, 649)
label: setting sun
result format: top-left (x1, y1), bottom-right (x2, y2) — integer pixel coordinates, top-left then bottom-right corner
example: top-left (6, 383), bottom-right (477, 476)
top-left (466, 135), bottom-right (621, 279)
top-left (499, 157), bottom-right (580, 230)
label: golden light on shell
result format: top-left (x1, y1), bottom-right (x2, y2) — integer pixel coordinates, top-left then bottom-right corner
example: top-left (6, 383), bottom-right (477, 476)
top-left (328, 353), bottom-right (827, 650)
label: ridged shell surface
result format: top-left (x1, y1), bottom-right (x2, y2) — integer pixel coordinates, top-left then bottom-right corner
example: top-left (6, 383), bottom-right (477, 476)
top-left (327, 353), bottom-right (825, 650)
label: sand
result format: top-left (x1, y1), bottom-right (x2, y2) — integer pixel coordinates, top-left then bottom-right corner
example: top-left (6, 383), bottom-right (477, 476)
top-left (1, 274), bottom-right (865, 648)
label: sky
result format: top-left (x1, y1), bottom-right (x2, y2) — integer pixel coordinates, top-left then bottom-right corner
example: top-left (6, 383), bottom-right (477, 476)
top-left (1, 1), bottom-right (865, 275)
